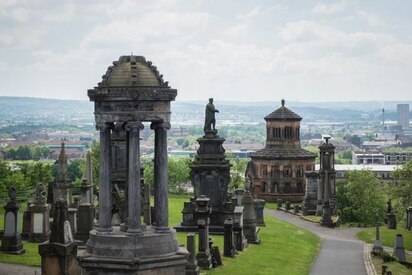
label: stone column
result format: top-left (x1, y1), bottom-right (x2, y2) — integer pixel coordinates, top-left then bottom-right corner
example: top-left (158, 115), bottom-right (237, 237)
top-left (151, 122), bottom-right (170, 233)
top-left (125, 122), bottom-right (144, 236)
top-left (86, 151), bottom-right (93, 203)
top-left (97, 122), bottom-right (113, 235)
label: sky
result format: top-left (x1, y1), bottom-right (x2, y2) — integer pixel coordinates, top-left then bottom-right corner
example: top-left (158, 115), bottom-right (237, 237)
top-left (0, 0), bottom-right (411, 102)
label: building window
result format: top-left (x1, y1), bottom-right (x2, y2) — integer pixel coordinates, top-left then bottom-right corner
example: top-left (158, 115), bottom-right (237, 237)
top-left (262, 165), bottom-right (267, 177)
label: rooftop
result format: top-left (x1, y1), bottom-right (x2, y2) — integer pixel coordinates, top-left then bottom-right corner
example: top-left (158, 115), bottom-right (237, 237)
top-left (264, 99), bottom-right (302, 121)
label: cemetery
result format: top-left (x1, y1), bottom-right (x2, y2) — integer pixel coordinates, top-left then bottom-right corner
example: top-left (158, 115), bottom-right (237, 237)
top-left (0, 55), bottom-right (411, 275)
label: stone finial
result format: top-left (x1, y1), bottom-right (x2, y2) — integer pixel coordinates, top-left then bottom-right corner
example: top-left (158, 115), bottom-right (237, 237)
top-left (34, 183), bottom-right (46, 205)
top-left (281, 99), bottom-right (285, 107)
top-left (58, 142), bottom-right (68, 181)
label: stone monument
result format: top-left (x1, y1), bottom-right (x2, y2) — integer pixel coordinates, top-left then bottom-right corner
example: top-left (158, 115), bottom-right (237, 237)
top-left (319, 137), bottom-right (335, 227)
top-left (29, 183), bottom-right (51, 243)
top-left (185, 232), bottom-right (200, 275)
top-left (254, 199), bottom-right (265, 226)
top-left (241, 181), bottom-right (260, 244)
top-left (1, 186), bottom-right (25, 254)
top-left (387, 200), bottom-right (397, 229)
top-left (406, 207), bottom-right (412, 231)
top-left (77, 55), bottom-right (188, 274)
top-left (372, 211), bottom-right (383, 254)
top-left (39, 199), bottom-right (78, 275)
top-left (195, 196), bottom-right (213, 270)
top-left (21, 202), bottom-right (32, 240)
top-left (233, 206), bottom-right (247, 251)
top-left (223, 218), bottom-right (236, 258)
top-left (176, 99), bottom-right (234, 233)
top-left (302, 171), bottom-right (319, 216)
top-left (393, 234), bottom-right (406, 262)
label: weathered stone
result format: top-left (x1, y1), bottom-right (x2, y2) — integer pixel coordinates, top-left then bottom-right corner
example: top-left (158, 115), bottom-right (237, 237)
top-left (68, 208), bottom-right (78, 234)
top-left (406, 207), bottom-right (412, 231)
top-left (196, 196), bottom-right (212, 270)
top-left (185, 233), bottom-right (199, 275)
top-left (254, 199), bottom-right (265, 226)
top-left (393, 234), bottom-right (406, 262)
top-left (387, 213), bottom-right (397, 229)
top-left (1, 186), bottom-right (25, 255)
top-left (234, 189), bottom-right (245, 206)
top-left (21, 202), bottom-right (32, 240)
top-left (372, 212), bottom-right (383, 255)
top-left (52, 143), bottom-right (74, 210)
top-left (223, 218), bottom-right (236, 258)
top-left (233, 206), bottom-right (247, 251)
top-left (143, 183), bottom-right (151, 226)
top-left (211, 245), bottom-right (222, 267)
top-left (29, 183), bottom-right (51, 243)
top-left (75, 177), bottom-right (95, 243)
top-left (276, 199), bottom-right (282, 209)
top-left (302, 171), bottom-right (319, 215)
top-left (285, 201), bottom-right (291, 211)
top-left (241, 191), bottom-right (260, 244)
top-left (39, 199), bottom-right (78, 275)
top-left (293, 204), bottom-right (299, 214)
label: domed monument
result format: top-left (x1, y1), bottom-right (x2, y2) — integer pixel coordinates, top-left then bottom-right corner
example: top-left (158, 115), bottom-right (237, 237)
top-left (77, 55), bottom-right (188, 274)
top-left (246, 99), bottom-right (316, 203)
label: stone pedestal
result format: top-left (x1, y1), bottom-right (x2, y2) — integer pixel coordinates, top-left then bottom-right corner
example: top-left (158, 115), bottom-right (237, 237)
top-left (1, 190), bottom-right (25, 255)
top-left (406, 207), bottom-right (412, 231)
top-left (223, 218), bottom-right (236, 258)
top-left (302, 171), bottom-right (319, 215)
top-left (75, 205), bottom-right (94, 243)
top-left (320, 202), bottom-right (334, 228)
top-left (285, 201), bottom-right (291, 211)
top-left (276, 199), bottom-right (282, 210)
top-left (387, 213), bottom-right (397, 229)
top-left (176, 133), bottom-right (233, 234)
top-left (39, 199), bottom-right (78, 275)
top-left (315, 201), bottom-right (323, 216)
top-left (254, 199), bottom-right (265, 226)
top-left (293, 204), bottom-right (299, 214)
top-left (393, 234), bottom-right (406, 262)
top-left (21, 202), bottom-right (32, 240)
top-left (195, 196), bottom-right (212, 270)
top-left (241, 191), bottom-right (260, 244)
top-left (233, 206), bottom-right (247, 252)
top-left (185, 233), bottom-right (199, 275)
top-left (29, 204), bottom-right (51, 243)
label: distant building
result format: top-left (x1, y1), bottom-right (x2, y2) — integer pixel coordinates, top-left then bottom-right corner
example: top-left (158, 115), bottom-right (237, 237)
top-left (319, 164), bottom-right (396, 182)
top-left (384, 151), bottom-right (412, 165)
top-left (352, 152), bottom-right (386, 165)
top-left (309, 138), bottom-right (357, 151)
top-left (246, 100), bottom-right (316, 203)
top-left (397, 104), bottom-right (410, 129)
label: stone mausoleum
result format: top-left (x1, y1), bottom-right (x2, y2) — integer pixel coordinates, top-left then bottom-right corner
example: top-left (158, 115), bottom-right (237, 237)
top-left (246, 100), bottom-right (316, 203)
top-left (77, 55), bottom-right (188, 274)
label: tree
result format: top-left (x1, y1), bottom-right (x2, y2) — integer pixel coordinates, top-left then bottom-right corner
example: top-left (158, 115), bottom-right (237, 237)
top-left (67, 158), bottom-right (86, 184)
top-left (230, 157), bottom-right (248, 191)
top-left (15, 145), bottom-right (32, 160)
top-left (336, 170), bottom-right (386, 226)
top-left (390, 160), bottom-right (412, 224)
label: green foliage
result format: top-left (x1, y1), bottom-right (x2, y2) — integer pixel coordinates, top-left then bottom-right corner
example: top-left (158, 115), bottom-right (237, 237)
top-left (390, 160), bottom-right (412, 224)
top-left (67, 158), bottom-right (86, 183)
top-left (357, 226), bottom-right (412, 251)
top-left (230, 157), bottom-right (248, 190)
top-left (336, 170), bottom-right (386, 226)
top-left (5, 145), bottom-right (50, 160)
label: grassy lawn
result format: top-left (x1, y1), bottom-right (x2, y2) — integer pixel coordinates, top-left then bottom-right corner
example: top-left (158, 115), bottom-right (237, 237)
top-left (357, 226), bottom-right (412, 251)
top-left (371, 254), bottom-right (412, 275)
top-left (0, 194), bottom-right (321, 275)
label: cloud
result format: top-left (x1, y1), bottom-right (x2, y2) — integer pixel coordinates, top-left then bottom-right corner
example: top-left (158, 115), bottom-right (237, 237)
top-left (312, 2), bottom-right (346, 14)
top-left (357, 10), bottom-right (386, 27)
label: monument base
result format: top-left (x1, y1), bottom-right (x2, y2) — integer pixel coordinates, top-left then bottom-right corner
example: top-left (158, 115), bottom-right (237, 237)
top-left (1, 236), bottom-right (25, 255)
top-left (78, 226), bottom-right (188, 274)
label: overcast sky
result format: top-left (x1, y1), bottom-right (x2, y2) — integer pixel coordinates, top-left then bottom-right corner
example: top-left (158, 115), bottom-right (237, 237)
top-left (0, 0), bottom-right (411, 102)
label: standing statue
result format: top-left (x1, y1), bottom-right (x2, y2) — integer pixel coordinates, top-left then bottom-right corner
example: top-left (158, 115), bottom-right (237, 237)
top-left (204, 98), bottom-right (219, 133)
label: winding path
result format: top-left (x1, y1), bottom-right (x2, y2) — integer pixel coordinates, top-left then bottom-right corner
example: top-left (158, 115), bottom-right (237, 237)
top-left (265, 209), bottom-right (368, 275)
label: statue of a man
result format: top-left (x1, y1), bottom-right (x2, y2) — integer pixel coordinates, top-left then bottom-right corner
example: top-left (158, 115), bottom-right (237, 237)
top-left (204, 98), bottom-right (219, 133)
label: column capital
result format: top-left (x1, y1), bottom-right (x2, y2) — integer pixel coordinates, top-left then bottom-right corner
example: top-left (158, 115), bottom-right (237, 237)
top-left (124, 121), bottom-right (144, 132)
top-left (150, 122), bottom-right (171, 130)
top-left (96, 122), bottom-right (114, 132)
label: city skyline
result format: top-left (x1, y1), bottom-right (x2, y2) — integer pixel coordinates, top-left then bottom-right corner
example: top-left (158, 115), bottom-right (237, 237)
top-left (0, 0), bottom-right (412, 102)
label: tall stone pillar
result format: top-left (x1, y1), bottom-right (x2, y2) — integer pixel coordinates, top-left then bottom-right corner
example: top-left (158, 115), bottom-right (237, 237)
top-left (97, 122), bottom-right (113, 235)
top-left (151, 122), bottom-right (170, 233)
top-left (316, 177), bottom-right (323, 216)
top-left (125, 122), bottom-right (144, 235)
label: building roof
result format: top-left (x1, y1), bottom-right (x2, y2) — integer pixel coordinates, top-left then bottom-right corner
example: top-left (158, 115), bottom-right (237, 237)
top-left (264, 99), bottom-right (302, 121)
top-left (251, 147), bottom-right (316, 160)
top-left (315, 164), bottom-right (398, 172)
top-left (98, 55), bottom-right (167, 87)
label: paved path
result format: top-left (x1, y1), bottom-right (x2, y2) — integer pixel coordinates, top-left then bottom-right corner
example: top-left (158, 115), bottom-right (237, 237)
top-left (0, 262), bottom-right (40, 275)
top-left (265, 209), bottom-right (368, 275)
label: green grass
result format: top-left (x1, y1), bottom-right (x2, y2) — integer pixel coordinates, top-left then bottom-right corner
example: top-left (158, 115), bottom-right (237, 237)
top-left (371, 254), bottom-right (412, 275)
top-left (357, 226), bottom-right (412, 251)
top-left (0, 194), bottom-right (321, 275)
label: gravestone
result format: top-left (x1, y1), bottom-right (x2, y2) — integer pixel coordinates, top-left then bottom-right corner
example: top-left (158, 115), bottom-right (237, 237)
top-left (223, 218), bottom-right (236, 258)
top-left (209, 238), bottom-right (222, 267)
top-left (254, 199), bottom-right (265, 226)
top-left (276, 199), bottom-right (282, 209)
top-left (196, 196), bottom-right (213, 270)
top-left (387, 213), bottom-right (397, 229)
top-left (392, 234), bottom-right (406, 262)
top-left (372, 212), bottom-right (383, 254)
top-left (185, 233), bottom-right (200, 275)
top-left (233, 206), bottom-right (247, 252)
top-left (1, 186), bottom-right (25, 254)
top-left (39, 199), bottom-right (78, 275)
top-left (29, 183), bottom-right (51, 243)
top-left (234, 189), bottom-right (245, 206)
top-left (285, 201), bottom-right (291, 211)
top-left (406, 207), bottom-right (412, 231)
top-left (21, 202), bottom-right (32, 240)
top-left (302, 171), bottom-right (319, 215)
top-left (241, 190), bottom-right (260, 244)
top-left (75, 178), bottom-right (94, 243)
top-left (293, 204), bottom-right (299, 214)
